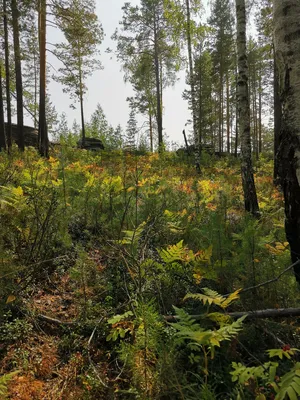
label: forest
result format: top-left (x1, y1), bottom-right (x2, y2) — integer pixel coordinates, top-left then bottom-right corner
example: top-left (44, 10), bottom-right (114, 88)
top-left (1, 0), bottom-right (300, 399)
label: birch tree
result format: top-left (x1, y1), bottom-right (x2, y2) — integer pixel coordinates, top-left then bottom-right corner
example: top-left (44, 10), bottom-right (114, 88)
top-left (273, 0), bottom-right (300, 283)
top-left (236, 0), bottom-right (259, 215)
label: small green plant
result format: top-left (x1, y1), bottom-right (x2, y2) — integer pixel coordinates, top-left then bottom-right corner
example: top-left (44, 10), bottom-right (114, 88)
top-left (0, 371), bottom-right (19, 399)
top-left (106, 311), bottom-right (134, 341)
top-left (231, 347), bottom-right (300, 399)
top-left (0, 318), bottom-right (33, 343)
top-left (172, 288), bottom-right (245, 386)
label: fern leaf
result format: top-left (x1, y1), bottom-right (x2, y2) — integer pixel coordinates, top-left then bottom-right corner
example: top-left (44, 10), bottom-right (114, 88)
top-left (184, 288), bottom-right (241, 309)
top-left (0, 371), bottom-right (19, 398)
top-left (171, 306), bottom-right (201, 332)
top-left (158, 240), bottom-right (194, 264)
top-left (275, 364), bottom-right (300, 400)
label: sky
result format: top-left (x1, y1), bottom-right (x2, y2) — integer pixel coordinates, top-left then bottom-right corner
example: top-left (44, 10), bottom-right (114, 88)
top-left (47, 0), bottom-right (194, 147)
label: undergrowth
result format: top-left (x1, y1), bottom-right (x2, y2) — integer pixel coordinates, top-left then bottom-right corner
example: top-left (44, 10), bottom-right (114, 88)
top-left (0, 147), bottom-right (299, 399)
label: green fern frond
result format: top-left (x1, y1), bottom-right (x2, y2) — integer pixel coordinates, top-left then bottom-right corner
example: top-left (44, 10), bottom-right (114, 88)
top-left (158, 240), bottom-right (194, 264)
top-left (120, 221), bottom-right (146, 246)
top-left (184, 288), bottom-right (241, 309)
top-left (171, 306), bottom-right (201, 333)
top-left (275, 363), bottom-right (300, 400)
top-left (0, 371), bottom-right (19, 398)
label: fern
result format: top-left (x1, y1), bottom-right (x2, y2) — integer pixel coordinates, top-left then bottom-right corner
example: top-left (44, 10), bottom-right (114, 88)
top-left (0, 371), bottom-right (19, 398)
top-left (120, 221), bottom-right (146, 246)
top-left (158, 240), bottom-right (194, 264)
top-left (184, 288), bottom-right (241, 309)
top-left (275, 363), bottom-right (300, 400)
top-left (171, 306), bottom-right (201, 333)
top-left (178, 316), bottom-right (246, 348)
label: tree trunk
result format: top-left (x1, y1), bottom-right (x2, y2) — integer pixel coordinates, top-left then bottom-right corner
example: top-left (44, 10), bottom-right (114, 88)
top-left (226, 71), bottom-right (230, 153)
top-left (236, 0), bottom-right (259, 216)
top-left (3, 0), bottom-right (12, 151)
top-left (78, 51), bottom-right (86, 147)
top-left (186, 0), bottom-right (200, 172)
top-left (11, 0), bottom-right (24, 151)
top-left (273, 49), bottom-right (281, 183)
top-left (149, 107), bottom-right (153, 152)
top-left (38, 0), bottom-right (48, 158)
top-left (274, 0), bottom-right (300, 283)
top-left (234, 70), bottom-right (239, 157)
top-left (165, 308), bottom-right (300, 322)
top-left (0, 64), bottom-right (6, 151)
top-left (154, 16), bottom-right (163, 148)
top-left (258, 69), bottom-right (262, 154)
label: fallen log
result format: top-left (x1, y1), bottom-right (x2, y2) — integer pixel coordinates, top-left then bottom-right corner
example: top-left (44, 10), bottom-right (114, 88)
top-left (164, 308), bottom-right (300, 322)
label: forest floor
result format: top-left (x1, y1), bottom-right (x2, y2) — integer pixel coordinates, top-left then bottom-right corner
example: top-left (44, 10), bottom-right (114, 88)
top-left (1, 149), bottom-right (300, 399)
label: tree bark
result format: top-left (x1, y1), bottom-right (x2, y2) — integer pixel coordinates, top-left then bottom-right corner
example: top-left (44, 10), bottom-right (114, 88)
top-left (11, 0), bottom-right (24, 151)
top-left (38, 0), bottom-right (49, 158)
top-left (149, 107), bottom-right (153, 152)
top-left (3, 0), bottom-right (12, 151)
top-left (226, 71), bottom-right (230, 153)
top-left (164, 308), bottom-right (300, 322)
top-left (0, 64), bottom-right (6, 151)
top-left (78, 51), bottom-right (86, 147)
top-left (273, 50), bottom-right (281, 183)
top-left (154, 15), bottom-right (163, 148)
top-left (236, 0), bottom-right (259, 216)
top-left (186, 0), bottom-right (200, 172)
top-left (274, 0), bottom-right (300, 283)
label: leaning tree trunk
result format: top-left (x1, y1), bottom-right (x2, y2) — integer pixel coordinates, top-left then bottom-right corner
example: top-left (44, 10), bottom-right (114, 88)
top-left (236, 0), bottom-right (259, 216)
top-left (273, 0), bottom-right (300, 283)
top-left (3, 0), bottom-right (12, 151)
top-left (11, 0), bottom-right (24, 151)
top-left (0, 64), bottom-right (6, 151)
top-left (38, 0), bottom-right (49, 158)
top-left (186, 0), bottom-right (200, 172)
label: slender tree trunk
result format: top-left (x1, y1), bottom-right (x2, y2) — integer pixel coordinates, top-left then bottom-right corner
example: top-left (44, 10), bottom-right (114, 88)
top-left (34, 51), bottom-right (38, 129)
top-left (234, 69), bottom-right (239, 157)
top-left (226, 71), bottom-right (230, 153)
top-left (258, 73), bottom-right (262, 154)
top-left (38, 0), bottom-right (48, 157)
top-left (186, 0), bottom-right (200, 171)
top-left (274, 0), bottom-right (300, 283)
top-left (3, 0), bottom-right (12, 151)
top-left (273, 48), bottom-right (281, 183)
top-left (78, 51), bottom-right (86, 147)
top-left (154, 16), bottom-right (163, 148)
top-left (149, 106), bottom-right (153, 152)
top-left (236, 0), bottom-right (259, 215)
top-left (11, 0), bottom-right (24, 151)
top-left (0, 64), bottom-right (6, 151)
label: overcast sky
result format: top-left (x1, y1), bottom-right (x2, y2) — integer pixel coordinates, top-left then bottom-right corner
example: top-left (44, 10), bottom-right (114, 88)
top-left (47, 0), bottom-right (196, 147)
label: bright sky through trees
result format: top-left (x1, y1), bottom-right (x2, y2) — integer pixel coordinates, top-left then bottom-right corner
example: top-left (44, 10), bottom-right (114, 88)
top-left (47, 0), bottom-right (195, 146)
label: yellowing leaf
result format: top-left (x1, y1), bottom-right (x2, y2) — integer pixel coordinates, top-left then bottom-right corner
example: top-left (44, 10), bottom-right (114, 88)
top-left (6, 295), bottom-right (16, 304)
top-left (11, 186), bottom-right (23, 197)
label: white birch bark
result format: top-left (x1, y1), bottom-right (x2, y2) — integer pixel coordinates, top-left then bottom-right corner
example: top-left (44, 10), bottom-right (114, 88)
top-left (236, 0), bottom-right (259, 215)
top-left (273, 0), bottom-right (300, 282)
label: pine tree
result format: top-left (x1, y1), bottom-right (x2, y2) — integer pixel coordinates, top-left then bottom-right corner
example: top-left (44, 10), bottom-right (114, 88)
top-left (113, 0), bottom-right (182, 149)
top-left (126, 109), bottom-right (138, 152)
top-left (209, 0), bottom-right (235, 153)
top-left (11, 0), bottom-right (24, 151)
top-left (54, 0), bottom-right (103, 147)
